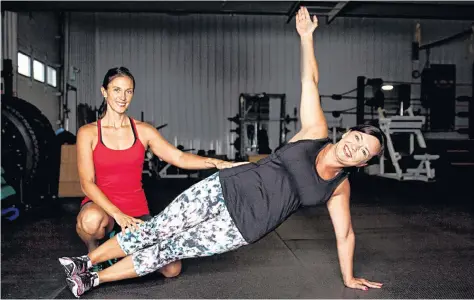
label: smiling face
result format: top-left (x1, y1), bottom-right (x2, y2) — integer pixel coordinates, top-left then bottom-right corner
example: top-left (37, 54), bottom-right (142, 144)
top-left (334, 130), bottom-right (382, 167)
top-left (101, 75), bottom-right (134, 115)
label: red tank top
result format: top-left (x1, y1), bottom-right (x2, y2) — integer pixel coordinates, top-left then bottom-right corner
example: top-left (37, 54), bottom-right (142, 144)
top-left (81, 117), bottom-right (149, 216)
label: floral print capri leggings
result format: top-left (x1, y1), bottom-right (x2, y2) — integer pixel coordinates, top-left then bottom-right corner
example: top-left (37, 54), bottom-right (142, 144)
top-left (116, 172), bottom-right (248, 276)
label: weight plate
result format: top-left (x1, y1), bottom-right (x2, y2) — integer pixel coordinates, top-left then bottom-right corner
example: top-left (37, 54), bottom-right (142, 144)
top-left (2, 97), bottom-right (59, 205)
top-left (1, 107), bottom-right (37, 182)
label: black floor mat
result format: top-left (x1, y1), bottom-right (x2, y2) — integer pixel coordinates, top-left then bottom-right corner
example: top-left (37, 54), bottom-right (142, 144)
top-left (2, 175), bottom-right (473, 299)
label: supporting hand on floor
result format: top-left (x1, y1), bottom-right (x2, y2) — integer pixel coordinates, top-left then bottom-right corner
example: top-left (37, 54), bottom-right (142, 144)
top-left (344, 277), bottom-right (383, 290)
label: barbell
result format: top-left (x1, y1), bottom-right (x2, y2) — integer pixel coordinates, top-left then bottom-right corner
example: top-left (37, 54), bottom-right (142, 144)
top-left (227, 114), bottom-right (298, 125)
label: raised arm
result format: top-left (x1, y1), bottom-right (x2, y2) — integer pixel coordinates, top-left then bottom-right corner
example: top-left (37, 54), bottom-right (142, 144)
top-left (326, 180), bottom-right (383, 290)
top-left (290, 6), bottom-right (327, 142)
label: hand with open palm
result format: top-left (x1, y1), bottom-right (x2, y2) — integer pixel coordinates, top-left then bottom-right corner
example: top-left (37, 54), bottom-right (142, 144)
top-left (296, 6), bottom-right (318, 38)
top-left (345, 277), bottom-right (383, 291)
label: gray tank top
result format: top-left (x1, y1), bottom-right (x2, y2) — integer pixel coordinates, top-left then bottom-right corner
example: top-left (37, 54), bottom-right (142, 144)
top-left (219, 138), bottom-right (348, 243)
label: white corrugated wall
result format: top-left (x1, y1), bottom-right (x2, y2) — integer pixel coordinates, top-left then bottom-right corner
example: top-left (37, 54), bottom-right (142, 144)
top-left (68, 13), bottom-right (96, 132)
top-left (68, 13), bottom-right (473, 158)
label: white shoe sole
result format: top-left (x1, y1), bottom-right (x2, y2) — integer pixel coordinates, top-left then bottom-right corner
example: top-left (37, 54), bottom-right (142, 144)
top-left (66, 276), bottom-right (81, 298)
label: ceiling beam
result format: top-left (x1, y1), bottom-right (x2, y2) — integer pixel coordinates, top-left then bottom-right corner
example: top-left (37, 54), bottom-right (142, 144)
top-left (1, 1), bottom-right (294, 15)
top-left (3, 1), bottom-right (473, 21)
top-left (326, 1), bottom-right (349, 24)
top-left (339, 2), bottom-right (474, 21)
top-left (419, 25), bottom-right (474, 50)
top-left (286, 1), bottom-right (300, 24)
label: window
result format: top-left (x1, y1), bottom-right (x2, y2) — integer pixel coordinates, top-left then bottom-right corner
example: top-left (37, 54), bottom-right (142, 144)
top-left (17, 52), bottom-right (31, 77)
top-left (47, 66), bottom-right (57, 87)
top-left (33, 60), bottom-right (45, 82)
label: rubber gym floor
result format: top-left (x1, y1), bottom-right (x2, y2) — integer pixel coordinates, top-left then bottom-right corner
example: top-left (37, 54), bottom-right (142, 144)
top-left (2, 170), bottom-right (473, 299)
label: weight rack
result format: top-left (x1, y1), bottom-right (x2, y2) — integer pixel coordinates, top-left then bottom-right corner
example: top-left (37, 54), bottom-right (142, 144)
top-left (229, 93), bottom-right (298, 160)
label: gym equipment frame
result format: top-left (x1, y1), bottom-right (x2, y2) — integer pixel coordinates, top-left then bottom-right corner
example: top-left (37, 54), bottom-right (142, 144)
top-left (368, 107), bottom-right (439, 182)
top-left (231, 93), bottom-right (297, 160)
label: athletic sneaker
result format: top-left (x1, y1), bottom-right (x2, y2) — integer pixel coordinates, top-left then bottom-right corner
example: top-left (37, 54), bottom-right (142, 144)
top-left (58, 255), bottom-right (92, 277)
top-left (66, 271), bottom-right (99, 298)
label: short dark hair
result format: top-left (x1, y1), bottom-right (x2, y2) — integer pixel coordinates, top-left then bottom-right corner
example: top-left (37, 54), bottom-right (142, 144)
top-left (348, 124), bottom-right (386, 165)
top-left (98, 67), bottom-right (136, 119)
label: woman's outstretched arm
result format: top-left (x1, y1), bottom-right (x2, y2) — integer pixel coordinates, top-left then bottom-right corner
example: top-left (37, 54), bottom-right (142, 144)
top-left (290, 6), bottom-right (328, 142)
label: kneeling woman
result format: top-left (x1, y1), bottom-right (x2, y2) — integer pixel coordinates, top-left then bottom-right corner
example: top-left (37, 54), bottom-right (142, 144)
top-left (59, 7), bottom-right (384, 297)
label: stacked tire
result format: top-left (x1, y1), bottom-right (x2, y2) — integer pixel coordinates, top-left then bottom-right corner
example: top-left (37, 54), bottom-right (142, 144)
top-left (1, 97), bottom-right (60, 215)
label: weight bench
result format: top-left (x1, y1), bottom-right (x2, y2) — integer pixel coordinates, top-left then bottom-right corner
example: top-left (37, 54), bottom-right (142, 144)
top-left (327, 112), bottom-right (348, 144)
top-left (365, 107), bottom-right (440, 182)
